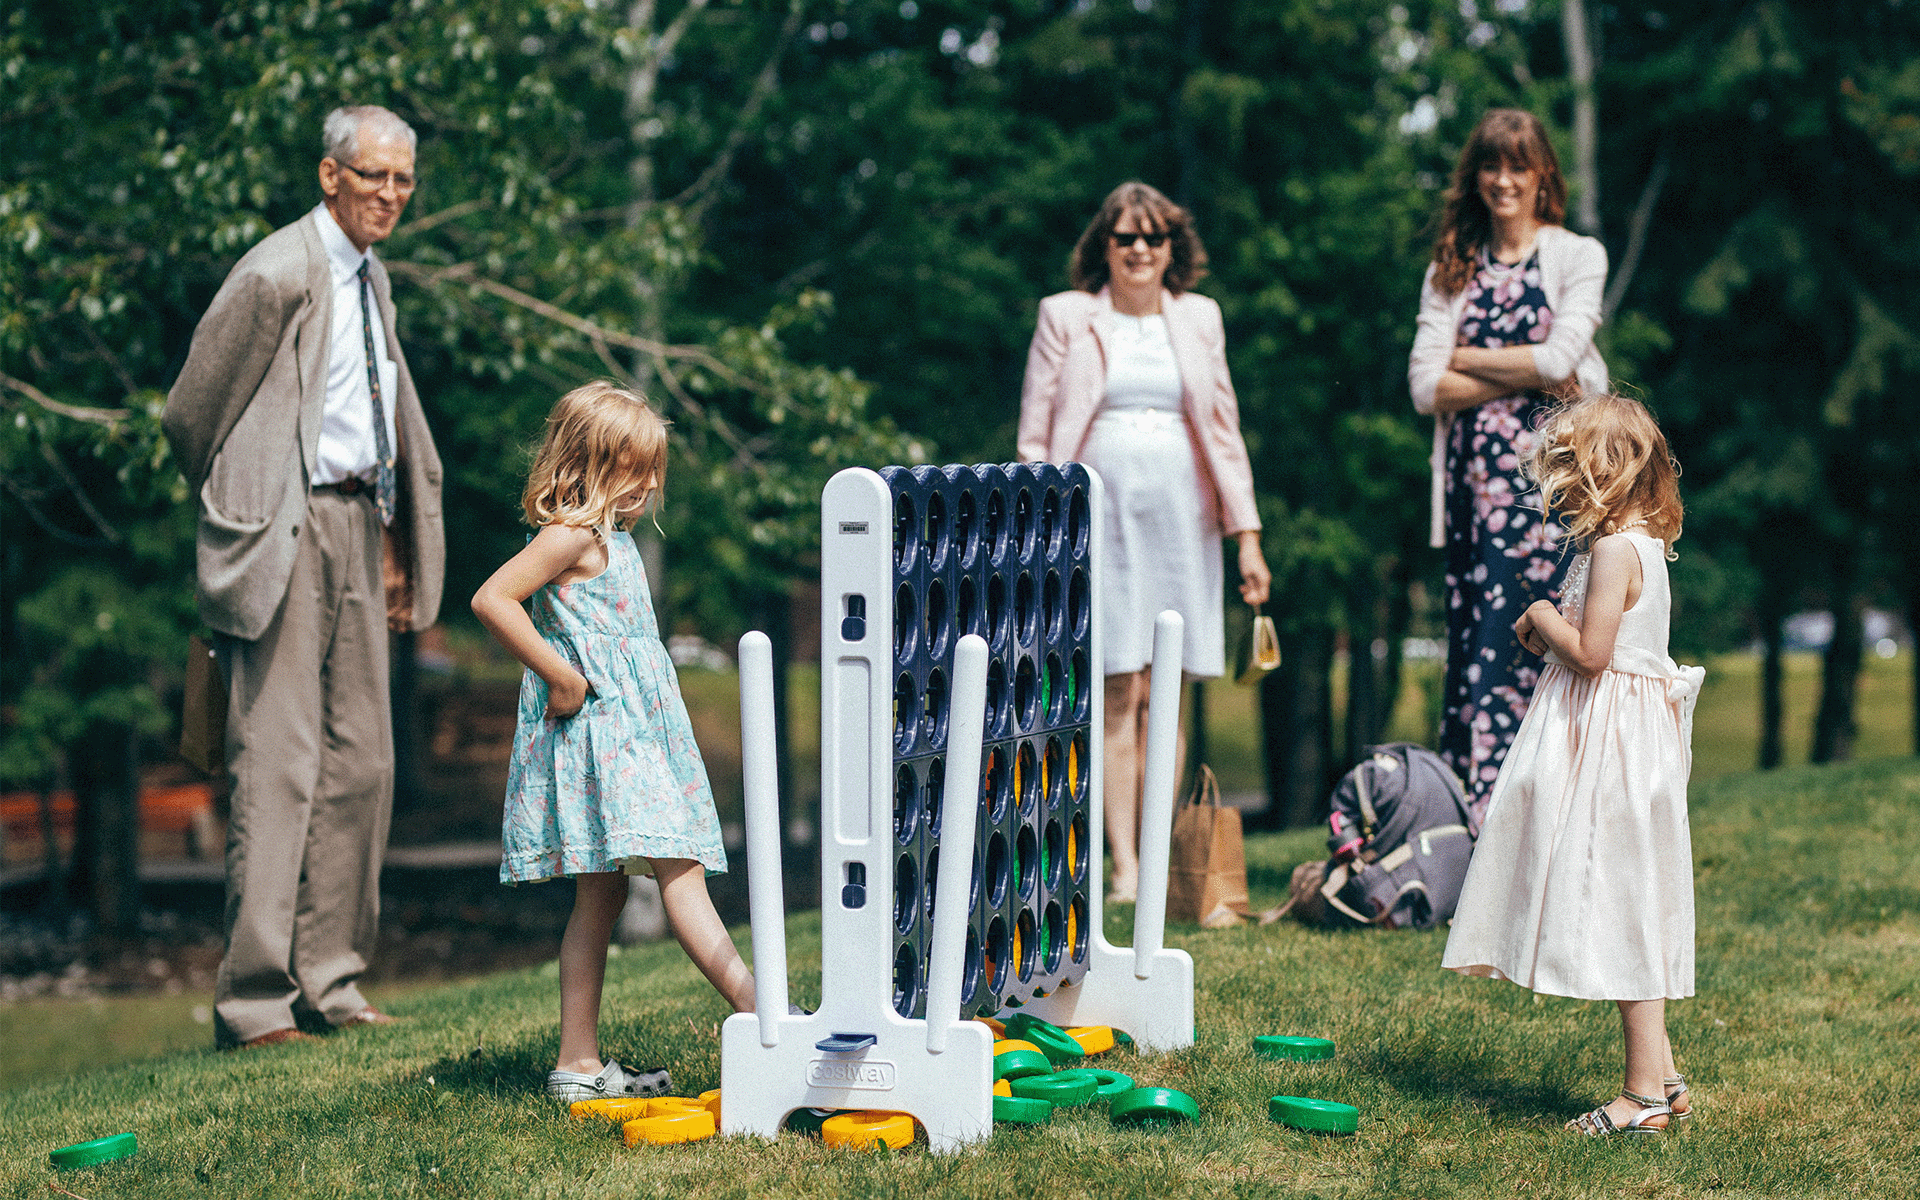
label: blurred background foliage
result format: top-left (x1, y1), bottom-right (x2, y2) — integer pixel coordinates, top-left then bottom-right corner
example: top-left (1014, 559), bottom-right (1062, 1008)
top-left (6, 0), bottom-right (1920, 915)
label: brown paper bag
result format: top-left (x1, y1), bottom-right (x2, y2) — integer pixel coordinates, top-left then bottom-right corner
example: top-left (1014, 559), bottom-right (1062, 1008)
top-left (180, 634), bottom-right (228, 775)
top-left (1167, 766), bottom-right (1252, 927)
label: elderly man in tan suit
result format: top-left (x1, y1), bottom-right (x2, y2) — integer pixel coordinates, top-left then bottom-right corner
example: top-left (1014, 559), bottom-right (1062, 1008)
top-left (163, 105), bottom-right (445, 1048)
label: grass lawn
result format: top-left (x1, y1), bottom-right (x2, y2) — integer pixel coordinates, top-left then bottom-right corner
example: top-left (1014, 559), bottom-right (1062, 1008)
top-left (4, 757), bottom-right (1917, 1198)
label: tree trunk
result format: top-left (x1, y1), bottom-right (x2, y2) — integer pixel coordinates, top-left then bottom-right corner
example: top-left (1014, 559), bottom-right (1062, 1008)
top-left (1910, 567), bottom-right (1920, 756)
top-left (1344, 575), bottom-right (1379, 766)
top-left (68, 721), bottom-right (140, 932)
top-left (1758, 603), bottom-right (1785, 770)
top-left (1811, 542), bottom-right (1863, 763)
top-left (1377, 550), bottom-right (1412, 739)
top-left (1560, 0), bottom-right (1601, 236)
top-left (1186, 679), bottom-right (1208, 786)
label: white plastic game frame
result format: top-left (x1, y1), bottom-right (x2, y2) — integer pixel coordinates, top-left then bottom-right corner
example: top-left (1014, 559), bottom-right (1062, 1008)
top-left (719, 465), bottom-right (1193, 1153)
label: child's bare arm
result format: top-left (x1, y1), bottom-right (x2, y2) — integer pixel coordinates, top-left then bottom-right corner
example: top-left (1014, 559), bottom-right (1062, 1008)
top-left (1516, 535), bottom-right (1640, 677)
top-left (471, 525), bottom-right (599, 718)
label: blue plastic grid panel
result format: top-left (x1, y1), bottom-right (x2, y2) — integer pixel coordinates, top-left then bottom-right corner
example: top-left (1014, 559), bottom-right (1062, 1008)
top-left (881, 463), bottom-right (1095, 1019)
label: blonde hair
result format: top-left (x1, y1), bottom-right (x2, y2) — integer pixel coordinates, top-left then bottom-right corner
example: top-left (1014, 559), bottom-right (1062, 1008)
top-left (522, 381), bottom-right (668, 533)
top-left (1527, 392), bottom-right (1683, 557)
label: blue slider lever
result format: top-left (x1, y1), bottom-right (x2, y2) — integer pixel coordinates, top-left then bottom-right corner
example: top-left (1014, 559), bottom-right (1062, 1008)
top-left (814, 1032), bottom-right (877, 1052)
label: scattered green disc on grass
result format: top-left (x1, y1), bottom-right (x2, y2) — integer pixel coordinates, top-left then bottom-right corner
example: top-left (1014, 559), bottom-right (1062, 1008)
top-left (1003, 1014), bottom-right (1085, 1065)
top-left (1108, 1087), bottom-right (1199, 1126)
top-left (1254, 1035), bottom-right (1335, 1062)
top-left (1049, 1067), bottom-right (1135, 1101)
top-left (993, 1094), bottom-right (1053, 1124)
top-left (993, 1048), bottom-right (1052, 1080)
top-left (1113, 1029), bottom-right (1135, 1049)
top-left (1009, 1072), bottom-right (1098, 1107)
top-left (1269, 1095), bottom-right (1359, 1135)
top-left (49, 1133), bottom-right (137, 1170)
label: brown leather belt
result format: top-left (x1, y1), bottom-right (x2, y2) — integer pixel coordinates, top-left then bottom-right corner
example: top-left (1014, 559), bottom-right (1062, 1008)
top-left (313, 477), bottom-right (369, 496)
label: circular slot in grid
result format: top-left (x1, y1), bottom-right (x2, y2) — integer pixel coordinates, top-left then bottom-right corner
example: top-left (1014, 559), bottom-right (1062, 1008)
top-left (924, 667), bottom-right (949, 748)
top-left (1041, 487), bottom-right (1062, 558)
top-left (1070, 649), bottom-right (1091, 720)
top-left (986, 744), bottom-right (1011, 822)
top-left (985, 489), bottom-right (1008, 564)
top-left (894, 852), bottom-right (918, 935)
top-left (985, 658), bottom-right (1008, 735)
top-left (1069, 566), bottom-right (1090, 639)
top-left (1068, 485), bottom-right (1090, 558)
top-left (1016, 740), bottom-right (1039, 813)
top-left (986, 574), bottom-right (1008, 648)
top-left (1014, 488), bottom-right (1035, 561)
top-left (962, 922), bottom-right (982, 1004)
top-left (1014, 571), bottom-right (1037, 644)
top-left (1070, 891), bottom-right (1089, 963)
top-left (1067, 731), bottom-right (1083, 802)
top-left (986, 830), bottom-right (1010, 907)
top-left (1043, 569), bottom-right (1063, 641)
top-left (894, 765), bottom-right (917, 845)
top-left (1069, 812), bottom-right (1088, 884)
top-left (1044, 653), bottom-right (1066, 725)
top-left (895, 582), bottom-right (917, 659)
top-left (970, 803), bottom-right (987, 910)
top-left (922, 846), bottom-right (940, 925)
top-left (1042, 899), bottom-right (1065, 972)
top-left (956, 489), bottom-right (979, 569)
top-left (924, 490), bottom-right (949, 571)
top-left (957, 575), bottom-right (979, 640)
top-left (1014, 656), bottom-right (1039, 730)
top-left (984, 916), bottom-right (1009, 995)
top-left (925, 577), bottom-right (950, 658)
top-left (893, 942), bottom-right (922, 1018)
top-left (1044, 818), bottom-right (1065, 890)
top-left (1014, 907), bottom-right (1038, 982)
top-left (1016, 823), bottom-right (1038, 898)
top-left (893, 673), bottom-right (918, 754)
top-left (922, 756), bottom-right (945, 836)
top-left (1044, 736), bottom-right (1065, 808)
top-left (893, 492), bottom-right (918, 572)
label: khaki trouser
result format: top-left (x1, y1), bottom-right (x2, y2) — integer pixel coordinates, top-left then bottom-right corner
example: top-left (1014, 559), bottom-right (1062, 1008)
top-left (213, 489), bottom-right (390, 1044)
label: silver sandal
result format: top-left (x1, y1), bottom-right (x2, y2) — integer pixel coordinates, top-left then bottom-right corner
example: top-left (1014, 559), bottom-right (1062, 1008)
top-left (1566, 1089), bottom-right (1672, 1136)
top-left (1664, 1073), bottom-right (1692, 1121)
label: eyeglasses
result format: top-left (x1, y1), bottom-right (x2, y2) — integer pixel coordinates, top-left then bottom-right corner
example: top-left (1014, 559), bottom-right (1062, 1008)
top-left (338, 161), bottom-right (418, 194)
top-left (1109, 230), bottom-right (1170, 249)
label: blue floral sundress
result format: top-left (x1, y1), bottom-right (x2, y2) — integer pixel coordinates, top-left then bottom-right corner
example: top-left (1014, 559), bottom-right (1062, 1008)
top-left (500, 530), bottom-right (727, 883)
top-left (1441, 249), bottom-right (1569, 822)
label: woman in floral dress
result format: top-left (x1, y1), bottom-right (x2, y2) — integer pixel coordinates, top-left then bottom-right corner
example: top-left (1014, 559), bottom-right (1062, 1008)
top-left (1406, 109), bottom-right (1610, 822)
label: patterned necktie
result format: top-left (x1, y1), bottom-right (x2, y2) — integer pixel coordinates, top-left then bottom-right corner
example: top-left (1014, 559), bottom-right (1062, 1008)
top-left (356, 259), bottom-right (397, 526)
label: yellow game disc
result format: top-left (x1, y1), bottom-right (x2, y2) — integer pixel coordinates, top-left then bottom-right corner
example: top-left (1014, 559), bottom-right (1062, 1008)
top-left (570, 1097), bottom-right (653, 1122)
top-left (622, 1108), bottom-right (717, 1146)
top-left (1067, 1026), bottom-right (1117, 1055)
top-left (822, 1111), bottom-right (916, 1150)
top-left (994, 1078), bottom-right (1013, 1097)
top-left (696, 1089), bottom-right (723, 1118)
top-left (976, 1016), bottom-right (1007, 1037)
top-left (993, 1038), bottom-right (1044, 1057)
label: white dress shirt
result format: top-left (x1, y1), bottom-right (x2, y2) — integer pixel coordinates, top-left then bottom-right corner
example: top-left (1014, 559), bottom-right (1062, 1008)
top-left (1100, 314), bottom-right (1184, 412)
top-left (311, 204), bottom-right (399, 487)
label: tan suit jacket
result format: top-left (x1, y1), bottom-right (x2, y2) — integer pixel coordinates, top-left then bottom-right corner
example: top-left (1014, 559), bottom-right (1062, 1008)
top-left (163, 216), bottom-right (444, 638)
top-left (1016, 286), bottom-right (1261, 536)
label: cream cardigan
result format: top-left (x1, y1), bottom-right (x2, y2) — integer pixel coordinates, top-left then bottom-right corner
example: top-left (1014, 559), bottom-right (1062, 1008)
top-left (1406, 224), bottom-right (1609, 548)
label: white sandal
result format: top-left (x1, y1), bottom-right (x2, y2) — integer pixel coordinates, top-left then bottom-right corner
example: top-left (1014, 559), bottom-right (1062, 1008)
top-left (1664, 1073), bottom-right (1692, 1121)
top-left (1566, 1089), bottom-right (1671, 1136)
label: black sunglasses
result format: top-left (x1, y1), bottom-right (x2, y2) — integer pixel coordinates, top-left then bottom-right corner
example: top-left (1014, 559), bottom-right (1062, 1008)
top-left (1109, 230), bottom-right (1170, 249)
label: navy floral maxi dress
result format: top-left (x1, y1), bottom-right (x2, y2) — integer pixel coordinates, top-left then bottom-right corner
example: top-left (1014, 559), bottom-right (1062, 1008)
top-left (1441, 250), bottom-right (1568, 823)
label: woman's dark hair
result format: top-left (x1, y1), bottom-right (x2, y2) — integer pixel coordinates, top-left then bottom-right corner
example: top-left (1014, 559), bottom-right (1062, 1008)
top-left (1429, 109), bottom-right (1568, 296)
top-left (1070, 181), bottom-right (1208, 294)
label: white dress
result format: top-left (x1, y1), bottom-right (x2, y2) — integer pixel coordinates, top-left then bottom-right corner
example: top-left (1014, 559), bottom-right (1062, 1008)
top-left (1081, 313), bottom-right (1225, 678)
top-left (1441, 532), bottom-right (1703, 1001)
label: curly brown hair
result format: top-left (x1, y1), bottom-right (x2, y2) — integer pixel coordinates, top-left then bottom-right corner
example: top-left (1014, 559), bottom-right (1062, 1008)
top-left (1069, 181), bottom-right (1208, 294)
top-left (1429, 109), bottom-right (1568, 296)
top-left (1527, 392), bottom-right (1683, 556)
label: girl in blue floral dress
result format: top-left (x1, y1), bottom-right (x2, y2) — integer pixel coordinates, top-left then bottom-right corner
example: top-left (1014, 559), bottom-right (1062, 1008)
top-left (473, 381), bottom-right (755, 1103)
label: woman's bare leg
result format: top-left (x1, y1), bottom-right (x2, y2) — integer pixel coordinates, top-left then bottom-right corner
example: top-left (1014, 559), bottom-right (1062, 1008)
top-left (1103, 670), bottom-right (1146, 900)
top-left (652, 857), bottom-right (756, 1013)
top-left (556, 872), bottom-right (630, 1074)
top-left (1602, 999), bottom-right (1672, 1129)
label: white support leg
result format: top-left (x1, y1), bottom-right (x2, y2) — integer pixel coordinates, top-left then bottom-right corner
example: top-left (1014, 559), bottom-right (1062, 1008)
top-left (1132, 610), bottom-right (1184, 978)
top-left (738, 631), bottom-right (790, 1042)
top-left (926, 635), bottom-right (988, 1055)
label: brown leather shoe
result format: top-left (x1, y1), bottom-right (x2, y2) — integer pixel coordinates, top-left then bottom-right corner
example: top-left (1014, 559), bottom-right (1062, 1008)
top-left (239, 1027), bottom-right (321, 1049)
top-left (338, 1006), bottom-right (400, 1027)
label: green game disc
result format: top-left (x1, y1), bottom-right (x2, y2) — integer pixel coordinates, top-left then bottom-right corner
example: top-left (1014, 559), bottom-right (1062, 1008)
top-left (993, 1095), bottom-right (1053, 1124)
top-left (1003, 1015), bottom-right (1084, 1065)
top-left (993, 1048), bottom-right (1052, 1081)
top-left (783, 1107), bottom-right (840, 1136)
top-left (1009, 1072), bottom-right (1098, 1107)
top-left (1268, 1095), bottom-right (1359, 1135)
top-left (1108, 1087), bottom-right (1199, 1126)
top-left (49, 1132), bottom-right (137, 1170)
top-left (1253, 1036), bottom-right (1336, 1062)
top-left (1048, 1067), bottom-right (1134, 1101)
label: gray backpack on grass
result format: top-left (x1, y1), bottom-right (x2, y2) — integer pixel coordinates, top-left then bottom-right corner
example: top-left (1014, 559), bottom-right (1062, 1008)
top-left (1289, 743), bottom-right (1475, 931)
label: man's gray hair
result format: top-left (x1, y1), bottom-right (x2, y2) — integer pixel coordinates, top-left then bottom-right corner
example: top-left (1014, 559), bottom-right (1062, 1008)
top-left (322, 106), bottom-right (417, 164)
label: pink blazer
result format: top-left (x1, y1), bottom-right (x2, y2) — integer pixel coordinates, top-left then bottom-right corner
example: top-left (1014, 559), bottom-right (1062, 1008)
top-left (1017, 286), bottom-right (1261, 536)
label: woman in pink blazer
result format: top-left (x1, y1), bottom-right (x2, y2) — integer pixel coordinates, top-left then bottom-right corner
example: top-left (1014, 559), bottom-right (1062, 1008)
top-left (1405, 109), bottom-right (1609, 821)
top-left (1018, 181), bottom-right (1269, 904)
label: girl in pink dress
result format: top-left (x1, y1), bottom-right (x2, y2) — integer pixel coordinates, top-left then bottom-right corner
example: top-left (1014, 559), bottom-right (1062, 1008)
top-left (1441, 393), bottom-right (1704, 1136)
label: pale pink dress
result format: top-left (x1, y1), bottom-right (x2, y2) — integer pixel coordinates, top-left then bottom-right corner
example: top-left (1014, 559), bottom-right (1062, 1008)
top-left (1441, 531), bottom-right (1703, 1001)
